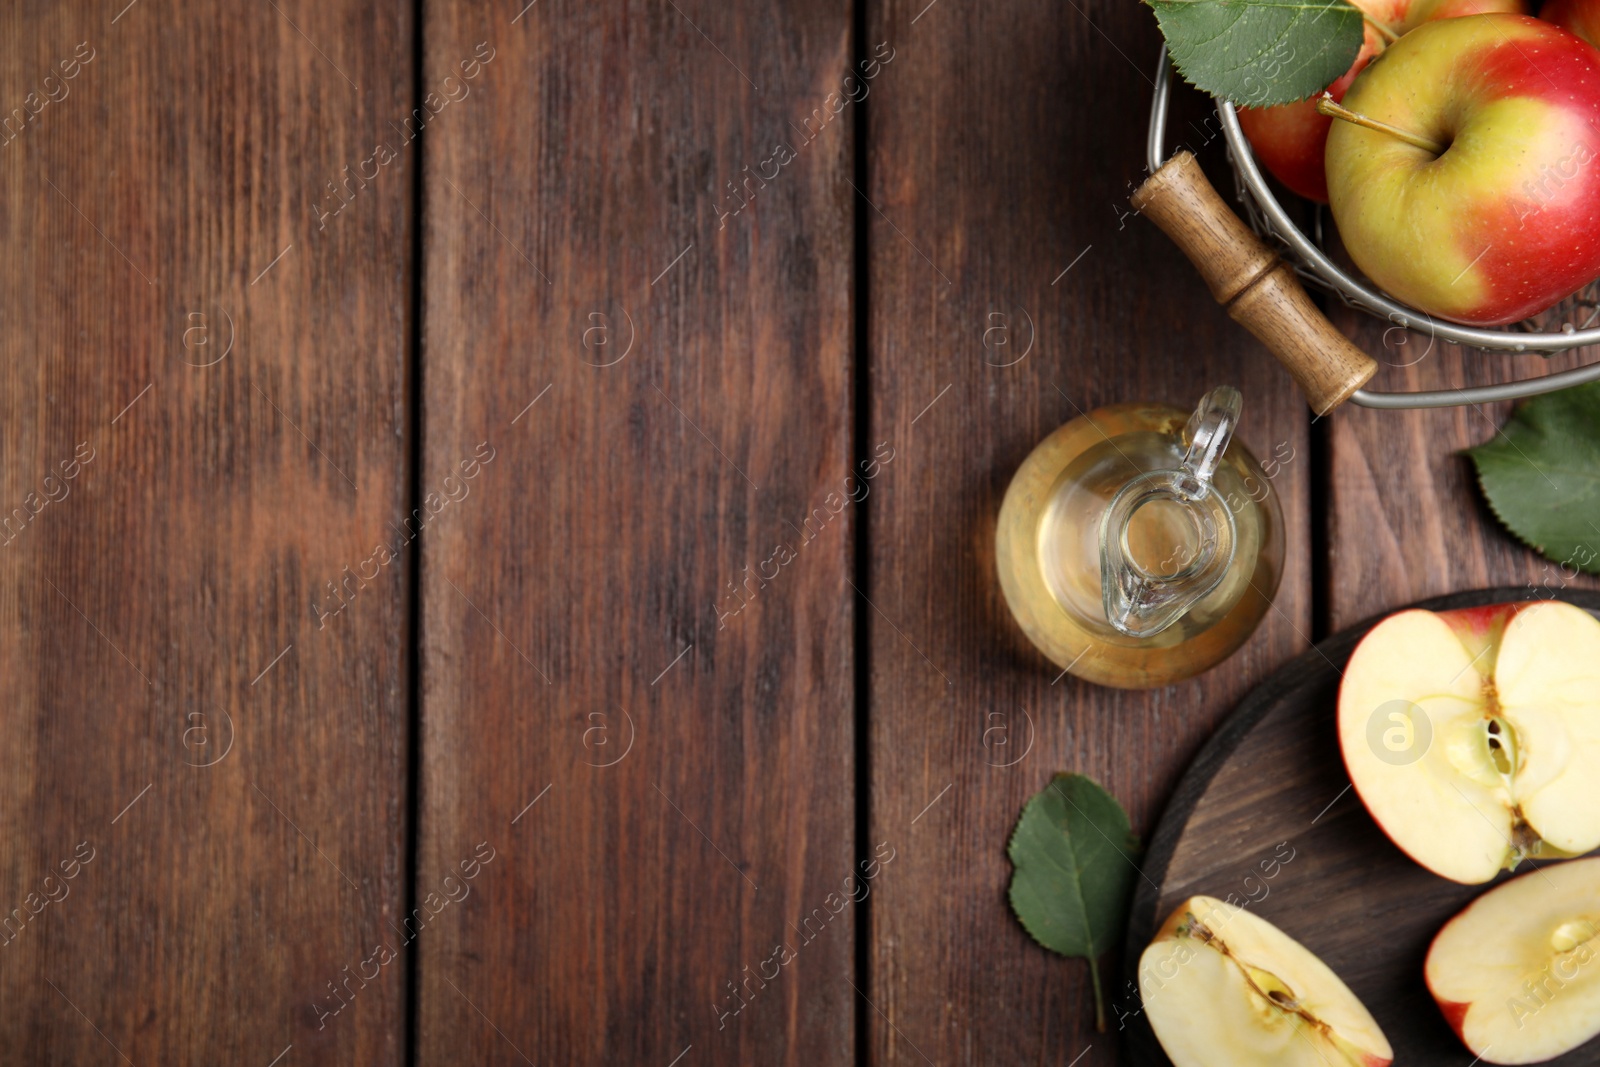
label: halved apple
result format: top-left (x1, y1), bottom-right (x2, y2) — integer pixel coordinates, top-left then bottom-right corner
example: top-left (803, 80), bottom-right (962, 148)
top-left (1427, 856), bottom-right (1600, 1064)
top-left (1139, 895), bottom-right (1392, 1067)
top-left (1337, 601), bottom-right (1600, 884)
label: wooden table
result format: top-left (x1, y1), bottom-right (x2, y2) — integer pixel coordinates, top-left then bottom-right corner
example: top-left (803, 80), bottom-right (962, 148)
top-left (1, 0), bottom-right (1591, 1063)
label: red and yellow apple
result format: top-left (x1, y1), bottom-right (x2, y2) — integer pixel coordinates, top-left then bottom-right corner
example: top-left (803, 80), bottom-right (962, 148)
top-left (1238, 0), bottom-right (1527, 202)
top-left (1337, 600), bottom-right (1600, 884)
top-left (1139, 895), bottom-right (1393, 1067)
top-left (1427, 856), bottom-right (1600, 1064)
top-left (1541, 0), bottom-right (1600, 47)
top-left (1324, 15), bottom-right (1600, 326)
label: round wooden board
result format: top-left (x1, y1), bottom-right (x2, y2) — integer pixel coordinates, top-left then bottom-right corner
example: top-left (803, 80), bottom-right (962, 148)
top-left (1121, 587), bottom-right (1600, 1067)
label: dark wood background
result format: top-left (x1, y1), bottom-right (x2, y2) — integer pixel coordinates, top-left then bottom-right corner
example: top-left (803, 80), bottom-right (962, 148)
top-left (0, 0), bottom-right (1590, 1064)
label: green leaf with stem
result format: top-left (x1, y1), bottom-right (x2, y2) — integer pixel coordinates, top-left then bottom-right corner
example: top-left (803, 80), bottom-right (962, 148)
top-left (1007, 773), bottom-right (1143, 1032)
top-left (1146, 0), bottom-right (1365, 108)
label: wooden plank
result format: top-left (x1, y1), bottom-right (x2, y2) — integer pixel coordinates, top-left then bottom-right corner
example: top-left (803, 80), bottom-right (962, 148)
top-left (0, 0), bottom-right (414, 1062)
top-left (415, 1), bottom-right (856, 1063)
top-left (861, 1), bottom-right (1312, 1063)
top-left (1327, 316), bottom-right (1600, 629)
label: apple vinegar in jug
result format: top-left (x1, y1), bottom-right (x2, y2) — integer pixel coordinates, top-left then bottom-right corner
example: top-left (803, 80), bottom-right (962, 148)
top-left (996, 389), bottom-right (1284, 688)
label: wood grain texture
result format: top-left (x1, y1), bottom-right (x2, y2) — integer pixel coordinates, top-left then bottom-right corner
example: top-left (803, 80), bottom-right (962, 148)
top-left (0, 0), bottom-right (414, 1063)
top-left (415, 1), bottom-right (856, 1064)
top-left (860, 1), bottom-right (1311, 1063)
top-left (1124, 588), bottom-right (1600, 1067)
top-left (1328, 310), bottom-right (1600, 629)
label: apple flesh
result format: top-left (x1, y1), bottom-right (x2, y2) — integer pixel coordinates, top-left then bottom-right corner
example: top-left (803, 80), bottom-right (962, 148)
top-left (1238, 0), bottom-right (1527, 203)
top-left (1324, 14), bottom-right (1600, 326)
top-left (1337, 600), bottom-right (1600, 884)
top-left (1427, 856), bottom-right (1600, 1064)
top-left (1140, 895), bottom-right (1393, 1067)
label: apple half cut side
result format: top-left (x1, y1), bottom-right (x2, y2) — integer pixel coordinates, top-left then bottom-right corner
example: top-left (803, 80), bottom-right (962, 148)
top-left (1427, 856), bottom-right (1600, 1064)
top-left (1139, 895), bottom-right (1393, 1067)
top-left (1337, 601), bottom-right (1600, 884)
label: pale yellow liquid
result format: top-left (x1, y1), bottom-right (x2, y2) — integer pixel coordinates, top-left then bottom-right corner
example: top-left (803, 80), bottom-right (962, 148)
top-left (996, 404), bottom-right (1284, 688)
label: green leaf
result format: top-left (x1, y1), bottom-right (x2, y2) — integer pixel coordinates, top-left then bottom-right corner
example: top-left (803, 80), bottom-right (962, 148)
top-left (1007, 773), bottom-right (1143, 1032)
top-left (1146, 0), bottom-right (1365, 108)
top-left (1466, 381), bottom-right (1600, 576)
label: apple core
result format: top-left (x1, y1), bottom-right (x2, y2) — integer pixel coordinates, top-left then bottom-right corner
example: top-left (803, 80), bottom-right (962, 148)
top-left (1141, 896), bottom-right (1393, 1067)
top-left (1339, 600), bottom-right (1600, 884)
top-left (1552, 920), bottom-right (1596, 956)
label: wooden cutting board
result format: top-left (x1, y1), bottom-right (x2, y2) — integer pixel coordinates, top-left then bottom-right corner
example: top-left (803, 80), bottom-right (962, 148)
top-left (1122, 587), bottom-right (1600, 1067)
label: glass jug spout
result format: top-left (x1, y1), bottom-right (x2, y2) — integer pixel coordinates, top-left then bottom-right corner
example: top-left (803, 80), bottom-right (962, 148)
top-left (1099, 387), bottom-right (1242, 638)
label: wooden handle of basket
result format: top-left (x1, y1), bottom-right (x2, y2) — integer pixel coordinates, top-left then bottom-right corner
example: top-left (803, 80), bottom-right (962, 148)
top-left (1130, 150), bottom-right (1376, 415)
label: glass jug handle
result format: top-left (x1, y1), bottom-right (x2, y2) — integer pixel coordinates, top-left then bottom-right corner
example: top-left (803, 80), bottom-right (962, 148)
top-left (1178, 386), bottom-right (1240, 497)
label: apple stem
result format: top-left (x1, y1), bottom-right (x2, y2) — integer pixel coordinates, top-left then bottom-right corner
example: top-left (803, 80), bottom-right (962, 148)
top-left (1364, 15), bottom-right (1401, 44)
top-left (1089, 956), bottom-right (1106, 1032)
top-left (1316, 94), bottom-right (1446, 155)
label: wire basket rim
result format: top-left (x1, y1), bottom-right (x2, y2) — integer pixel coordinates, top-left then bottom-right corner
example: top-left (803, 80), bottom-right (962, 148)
top-left (1144, 46), bottom-right (1600, 407)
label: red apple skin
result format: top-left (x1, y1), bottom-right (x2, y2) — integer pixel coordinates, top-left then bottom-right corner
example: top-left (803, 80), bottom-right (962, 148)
top-left (1238, 0), bottom-right (1527, 202)
top-left (1235, 104), bottom-right (1326, 201)
top-left (1542, 0), bottom-right (1600, 46)
top-left (1434, 996), bottom-right (1473, 1042)
top-left (1238, 27), bottom-right (1380, 202)
top-left (1414, 0), bottom-right (1525, 17)
top-left (1436, 601), bottom-right (1520, 637)
top-left (1437, 600), bottom-right (1524, 667)
top-left (1327, 14), bottom-right (1600, 326)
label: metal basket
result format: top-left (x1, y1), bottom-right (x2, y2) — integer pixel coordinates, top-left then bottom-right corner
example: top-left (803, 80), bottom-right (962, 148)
top-left (1146, 47), bottom-right (1600, 409)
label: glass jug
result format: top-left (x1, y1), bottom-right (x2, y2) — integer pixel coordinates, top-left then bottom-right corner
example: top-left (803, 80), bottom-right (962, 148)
top-left (995, 387), bottom-right (1284, 688)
